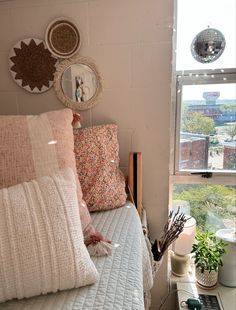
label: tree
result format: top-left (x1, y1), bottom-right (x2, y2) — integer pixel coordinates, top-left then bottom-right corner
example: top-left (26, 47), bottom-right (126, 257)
top-left (173, 184), bottom-right (236, 232)
top-left (224, 122), bottom-right (236, 140)
top-left (221, 103), bottom-right (236, 111)
top-left (181, 112), bottom-right (216, 135)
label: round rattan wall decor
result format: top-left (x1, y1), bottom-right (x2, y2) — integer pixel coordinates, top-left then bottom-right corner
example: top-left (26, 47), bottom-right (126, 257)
top-left (9, 38), bottom-right (58, 93)
top-left (45, 17), bottom-right (81, 58)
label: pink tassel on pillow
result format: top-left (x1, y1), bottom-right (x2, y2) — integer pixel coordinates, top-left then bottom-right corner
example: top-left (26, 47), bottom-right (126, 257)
top-left (72, 113), bottom-right (82, 128)
top-left (86, 231), bottom-right (112, 257)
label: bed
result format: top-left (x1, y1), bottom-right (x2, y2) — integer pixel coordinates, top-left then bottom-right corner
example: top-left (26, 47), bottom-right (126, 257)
top-left (1, 202), bottom-right (153, 310)
top-left (0, 110), bottom-right (154, 310)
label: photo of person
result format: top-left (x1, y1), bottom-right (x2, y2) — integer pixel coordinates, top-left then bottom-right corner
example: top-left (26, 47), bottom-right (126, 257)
top-left (75, 76), bottom-right (85, 102)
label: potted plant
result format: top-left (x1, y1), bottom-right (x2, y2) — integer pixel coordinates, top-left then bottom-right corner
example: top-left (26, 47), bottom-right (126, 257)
top-left (191, 231), bottom-right (228, 289)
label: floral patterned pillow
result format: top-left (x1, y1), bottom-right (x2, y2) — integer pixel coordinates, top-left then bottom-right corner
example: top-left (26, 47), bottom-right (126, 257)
top-left (73, 124), bottom-right (127, 212)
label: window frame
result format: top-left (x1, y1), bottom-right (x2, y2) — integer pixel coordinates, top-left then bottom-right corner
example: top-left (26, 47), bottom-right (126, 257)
top-left (170, 0), bottom-right (236, 210)
top-left (174, 70), bottom-right (236, 178)
top-left (169, 0), bottom-right (236, 236)
top-left (170, 69), bottom-right (236, 192)
top-left (169, 0), bottom-right (236, 182)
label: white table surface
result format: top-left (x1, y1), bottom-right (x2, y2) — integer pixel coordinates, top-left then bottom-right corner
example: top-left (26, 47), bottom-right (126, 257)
top-left (177, 281), bottom-right (236, 310)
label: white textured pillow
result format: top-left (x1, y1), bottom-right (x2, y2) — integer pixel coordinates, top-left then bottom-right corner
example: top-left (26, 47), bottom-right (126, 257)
top-left (0, 168), bottom-right (98, 303)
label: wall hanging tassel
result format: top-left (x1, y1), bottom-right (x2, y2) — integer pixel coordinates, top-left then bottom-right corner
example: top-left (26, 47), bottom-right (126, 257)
top-left (72, 112), bottom-right (82, 128)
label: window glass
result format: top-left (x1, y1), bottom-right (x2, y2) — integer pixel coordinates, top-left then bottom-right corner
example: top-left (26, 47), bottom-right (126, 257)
top-left (172, 0), bottom-right (236, 234)
top-left (176, 0), bottom-right (236, 71)
top-left (178, 82), bottom-right (236, 172)
top-left (172, 184), bottom-right (236, 232)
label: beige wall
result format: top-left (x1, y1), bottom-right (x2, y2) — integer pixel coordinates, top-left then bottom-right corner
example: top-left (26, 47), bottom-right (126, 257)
top-left (0, 0), bottom-right (173, 308)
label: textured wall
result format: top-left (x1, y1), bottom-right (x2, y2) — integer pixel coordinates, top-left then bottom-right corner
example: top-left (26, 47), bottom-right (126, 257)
top-left (0, 0), bottom-right (173, 307)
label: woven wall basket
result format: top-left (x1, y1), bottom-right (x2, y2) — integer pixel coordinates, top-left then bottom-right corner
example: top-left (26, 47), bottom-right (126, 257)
top-left (9, 38), bottom-right (57, 93)
top-left (45, 17), bottom-right (81, 59)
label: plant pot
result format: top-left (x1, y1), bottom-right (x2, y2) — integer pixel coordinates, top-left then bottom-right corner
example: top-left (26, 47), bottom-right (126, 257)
top-left (195, 267), bottom-right (218, 289)
top-left (216, 228), bottom-right (236, 287)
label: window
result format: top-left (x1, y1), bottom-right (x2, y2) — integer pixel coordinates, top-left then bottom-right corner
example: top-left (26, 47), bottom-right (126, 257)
top-left (171, 0), bottom-right (236, 232)
top-left (176, 76), bottom-right (236, 173)
top-left (176, 0), bottom-right (236, 71)
top-left (172, 184), bottom-right (236, 233)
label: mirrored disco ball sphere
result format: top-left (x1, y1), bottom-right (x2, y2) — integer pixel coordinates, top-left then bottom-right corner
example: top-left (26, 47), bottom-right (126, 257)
top-left (191, 28), bottom-right (226, 63)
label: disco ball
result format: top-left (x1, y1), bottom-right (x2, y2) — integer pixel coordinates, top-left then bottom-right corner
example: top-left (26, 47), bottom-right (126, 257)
top-left (191, 28), bottom-right (226, 63)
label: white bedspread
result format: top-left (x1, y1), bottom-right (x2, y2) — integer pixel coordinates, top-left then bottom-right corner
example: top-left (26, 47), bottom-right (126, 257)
top-left (0, 202), bottom-right (153, 310)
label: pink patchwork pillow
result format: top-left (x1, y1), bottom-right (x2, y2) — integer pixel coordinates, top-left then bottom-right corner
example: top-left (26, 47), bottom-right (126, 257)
top-left (73, 124), bottom-right (127, 212)
top-left (0, 109), bottom-right (93, 237)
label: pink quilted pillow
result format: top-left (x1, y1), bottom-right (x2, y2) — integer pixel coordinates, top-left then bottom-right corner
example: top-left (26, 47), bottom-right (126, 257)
top-left (73, 124), bottom-right (127, 212)
top-left (0, 109), bottom-right (93, 237)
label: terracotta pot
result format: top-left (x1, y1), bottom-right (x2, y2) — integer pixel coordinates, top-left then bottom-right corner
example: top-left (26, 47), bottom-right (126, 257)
top-left (195, 267), bottom-right (218, 289)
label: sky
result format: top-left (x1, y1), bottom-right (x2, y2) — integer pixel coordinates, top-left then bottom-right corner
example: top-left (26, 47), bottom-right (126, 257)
top-left (182, 83), bottom-right (236, 101)
top-left (176, 0), bottom-right (236, 71)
